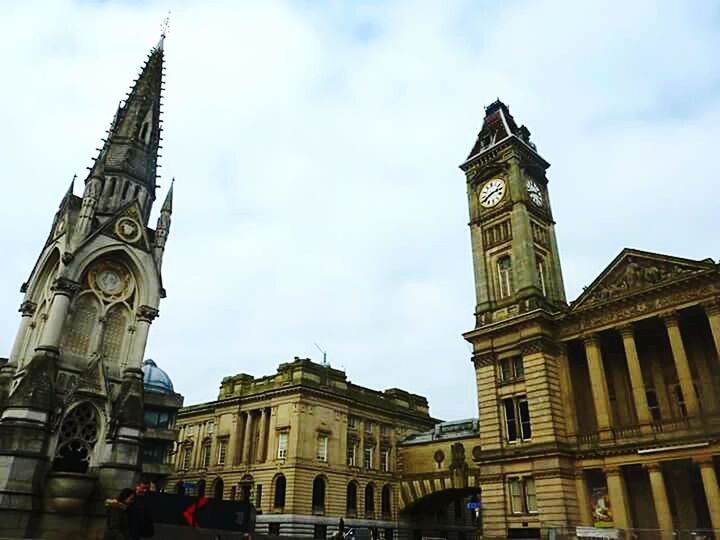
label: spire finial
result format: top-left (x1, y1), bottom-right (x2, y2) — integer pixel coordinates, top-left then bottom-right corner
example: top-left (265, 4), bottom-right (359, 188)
top-left (161, 178), bottom-right (174, 213)
top-left (157, 11), bottom-right (171, 50)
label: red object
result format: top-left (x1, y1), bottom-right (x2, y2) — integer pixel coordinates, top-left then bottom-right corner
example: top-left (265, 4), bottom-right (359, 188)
top-left (182, 496), bottom-right (209, 527)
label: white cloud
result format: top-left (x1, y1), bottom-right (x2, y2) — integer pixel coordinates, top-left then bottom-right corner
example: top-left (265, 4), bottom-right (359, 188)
top-left (0, 0), bottom-right (718, 420)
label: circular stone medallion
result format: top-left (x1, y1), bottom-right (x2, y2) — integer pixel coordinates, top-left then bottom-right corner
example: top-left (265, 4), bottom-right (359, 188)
top-left (115, 217), bottom-right (142, 243)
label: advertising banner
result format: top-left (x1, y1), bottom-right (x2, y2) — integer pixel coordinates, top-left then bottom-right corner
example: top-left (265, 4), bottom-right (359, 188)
top-left (590, 487), bottom-right (613, 528)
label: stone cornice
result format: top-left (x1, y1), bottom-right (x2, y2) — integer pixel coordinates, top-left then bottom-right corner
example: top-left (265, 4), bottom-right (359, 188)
top-left (18, 301), bottom-right (37, 316)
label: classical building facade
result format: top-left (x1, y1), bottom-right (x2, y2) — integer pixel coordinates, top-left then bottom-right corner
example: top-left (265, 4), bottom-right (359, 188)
top-left (0, 37), bottom-right (174, 539)
top-left (396, 100), bottom-right (720, 539)
top-left (168, 357), bottom-right (437, 538)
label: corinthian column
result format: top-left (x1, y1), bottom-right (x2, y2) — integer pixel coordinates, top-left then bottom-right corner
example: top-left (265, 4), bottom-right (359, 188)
top-left (583, 334), bottom-right (613, 433)
top-left (661, 312), bottom-right (700, 417)
top-left (618, 325), bottom-right (652, 430)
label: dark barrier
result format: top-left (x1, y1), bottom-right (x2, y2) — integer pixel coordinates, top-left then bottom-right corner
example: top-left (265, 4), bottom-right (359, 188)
top-left (144, 492), bottom-right (256, 532)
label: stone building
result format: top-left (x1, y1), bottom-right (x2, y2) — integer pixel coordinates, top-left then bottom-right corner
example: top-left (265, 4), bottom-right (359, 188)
top-left (0, 37), bottom-right (174, 539)
top-left (168, 357), bottom-right (437, 538)
top-left (142, 358), bottom-right (184, 490)
top-left (395, 100), bottom-right (720, 539)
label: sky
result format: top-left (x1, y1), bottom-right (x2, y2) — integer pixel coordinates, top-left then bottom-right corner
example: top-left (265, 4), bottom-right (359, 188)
top-left (1, 0), bottom-right (719, 421)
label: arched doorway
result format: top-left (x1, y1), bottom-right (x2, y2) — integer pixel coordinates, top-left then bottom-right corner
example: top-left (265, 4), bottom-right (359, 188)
top-left (312, 475), bottom-right (326, 514)
top-left (273, 474), bottom-right (286, 510)
top-left (240, 473), bottom-right (253, 502)
top-left (400, 488), bottom-right (482, 539)
top-left (347, 481), bottom-right (358, 516)
top-left (197, 479), bottom-right (206, 497)
top-left (213, 477), bottom-right (224, 500)
top-left (365, 483), bottom-right (375, 517)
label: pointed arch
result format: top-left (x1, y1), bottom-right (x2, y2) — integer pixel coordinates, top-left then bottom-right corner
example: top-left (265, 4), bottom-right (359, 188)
top-left (52, 401), bottom-right (100, 473)
top-left (101, 303), bottom-right (131, 369)
top-left (62, 292), bottom-right (101, 359)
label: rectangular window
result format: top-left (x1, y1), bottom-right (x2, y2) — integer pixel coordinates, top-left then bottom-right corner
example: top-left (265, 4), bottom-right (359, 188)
top-left (381, 449), bottom-right (390, 472)
top-left (201, 444), bottom-right (211, 468)
top-left (365, 421), bottom-right (373, 434)
top-left (380, 424), bottom-right (390, 436)
top-left (317, 435), bottom-right (328, 462)
top-left (217, 439), bottom-right (227, 465)
top-left (277, 431), bottom-right (288, 460)
top-left (509, 478), bottom-right (523, 514)
top-left (364, 447), bottom-right (373, 469)
top-left (672, 385), bottom-right (688, 417)
top-left (499, 356), bottom-right (524, 382)
top-left (256, 484), bottom-right (263, 509)
top-left (525, 478), bottom-right (537, 513)
top-left (182, 447), bottom-right (192, 470)
top-left (646, 389), bottom-right (662, 421)
top-left (347, 443), bottom-right (357, 467)
top-left (187, 424), bottom-right (194, 435)
top-left (503, 396), bottom-right (531, 442)
top-left (508, 477), bottom-right (536, 514)
top-left (348, 416), bottom-right (357, 430)
top-left (207, 421), bottom-right (214, 434)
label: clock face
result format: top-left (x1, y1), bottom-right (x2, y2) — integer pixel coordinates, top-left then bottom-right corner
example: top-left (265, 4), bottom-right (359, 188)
top-left (527, 179), bottom-right (543, 206)
top-left (96, 270), bottom-right (124, 295)
top-left (479, 178), bottom-right (506, 208)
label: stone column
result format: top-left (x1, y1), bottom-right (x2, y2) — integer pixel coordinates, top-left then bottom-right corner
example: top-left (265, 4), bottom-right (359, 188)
top-left (703, 300), bottom-right (720, 361)
top-left (696, 457), bottom-right (720, 533)
top-left (645, 463), bottom-right (673, 537)
top-left (618, 325), bottom-right (652, 431)
top-left (257, 408), bottom-right (268, 463)
top-left (605, 466), bottom-right (632, 530)
top-left (38, 277), bottom-right (79, 349)
top-left (129, 305), bottom-right (158, 370)
top-left (661, 312), bottom-right (700, 417)
top-left (583, 335), bottom-right (613, 433)
top-left (558, 343), bottom-right (578, 438)
top-left (575, 470), bottom-right (592, 526)
top-left (242, 411), bottom-right (253, 464)
top-left (9, 301), bottom-right (37, 365)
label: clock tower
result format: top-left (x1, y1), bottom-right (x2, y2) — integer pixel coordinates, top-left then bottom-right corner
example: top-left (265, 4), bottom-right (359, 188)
top-left (461, 100), bottom-right (566, 327)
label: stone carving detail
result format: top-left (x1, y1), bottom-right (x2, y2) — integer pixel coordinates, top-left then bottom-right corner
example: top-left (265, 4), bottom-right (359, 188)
top-left (433, 450), bottom-right (445, 466)
top-left (584, 256), bottom-right (700, 306)
top-left (137, 305), bottom-right (159, 323)
top-left (472, 352), bottom-right (495, 367)
top-left (449, 442), bottom-right (468, 488)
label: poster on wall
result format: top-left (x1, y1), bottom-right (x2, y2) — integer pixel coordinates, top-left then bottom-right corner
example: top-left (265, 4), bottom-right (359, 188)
top-left (590, 487), bottom-right (614, 528)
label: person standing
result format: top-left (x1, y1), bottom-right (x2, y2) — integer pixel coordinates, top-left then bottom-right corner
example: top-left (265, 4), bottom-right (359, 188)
top-left (127, 481), bottom-right (155, 539)
top-left (104, 488), bottom-right (135, 540)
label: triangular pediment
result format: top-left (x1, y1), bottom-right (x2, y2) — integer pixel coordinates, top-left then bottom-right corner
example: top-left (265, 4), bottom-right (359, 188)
top-left (571, 248), bottom-right (715, 310)
top-left (79, 200), bottom-right (153, 254)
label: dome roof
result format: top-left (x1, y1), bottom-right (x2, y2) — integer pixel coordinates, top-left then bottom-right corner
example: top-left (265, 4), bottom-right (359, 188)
top-left (143, 359), bottom-right (174, 394)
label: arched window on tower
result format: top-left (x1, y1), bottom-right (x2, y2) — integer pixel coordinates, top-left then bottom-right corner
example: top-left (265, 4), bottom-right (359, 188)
top-left (140, 121), bottom-right (150, 144)
top-left (273, 474), bottom-right (286, 510)
top-left (497, 256), bottom-right (513, 299)
top-left (312, 476), bottom-right (326, 514)
top-left (102, 304), bottom-right (130, 369)
top-left (212, 477), bottom-right (224, 500)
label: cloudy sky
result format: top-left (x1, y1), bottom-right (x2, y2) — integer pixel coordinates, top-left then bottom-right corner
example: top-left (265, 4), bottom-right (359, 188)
top-left (1, 1), bottom-right (718, 420)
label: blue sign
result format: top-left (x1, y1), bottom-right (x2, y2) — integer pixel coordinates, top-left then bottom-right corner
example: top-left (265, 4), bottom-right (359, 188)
top-left (466, 502), bottom-right (481, 510)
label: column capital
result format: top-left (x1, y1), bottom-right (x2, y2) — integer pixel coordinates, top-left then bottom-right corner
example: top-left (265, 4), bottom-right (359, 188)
top-left (18, 300), bottom-right (37, 316)
top-left (574, 469), bottom-right (586, 480)
top-left (659, 311), bottom-right (679, 327)
top-left (136, 305), bottom-right (159, 323)
top-left (702, 298), bottom-right (720, 317)
top-left (617, 324), bottom-right (636, 338)
top-left (51, 277), bottom-right (81, 297)
top-left (582, 333), bottom-right (600, 347)
top-left (603, 466), bottom-right (622, 476)
top-left (643, 462), bottom-right (663, 473)
top-left (693, 456), bottom-right (716, 468)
